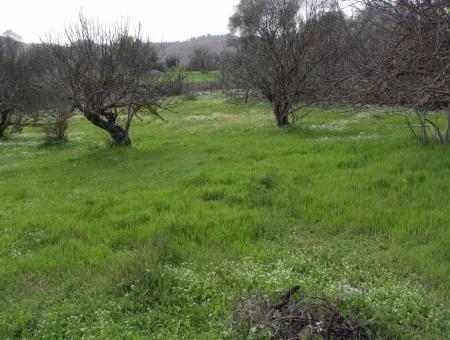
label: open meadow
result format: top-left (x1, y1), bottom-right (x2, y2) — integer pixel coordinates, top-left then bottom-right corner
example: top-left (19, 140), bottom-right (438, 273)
top-left (1, 94), bottom-right (449, 338)
top-left (184, 71), bottom-right (220, 83)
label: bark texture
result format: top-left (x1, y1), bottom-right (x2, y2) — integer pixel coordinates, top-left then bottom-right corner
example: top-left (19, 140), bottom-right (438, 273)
top-left (273, 99), bottom-right (290, 128)
top-left (0, 111), bottom-right (11, 139)
top-left (85, 112), bottom-right (131, 146)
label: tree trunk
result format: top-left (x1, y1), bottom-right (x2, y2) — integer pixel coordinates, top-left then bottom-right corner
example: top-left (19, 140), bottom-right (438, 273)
top-left (273, 99), bottom-right (290, 128)
top-left (445, 104), bottom-right (450, 145)
top-left (417, 111), bottom-right (429, 145)
top-left (0, 111), bottom-right (11, 139)
top-left (84, 112), bottom-right (131, 146)
top-left (275, 112), bottom-right (290, 127)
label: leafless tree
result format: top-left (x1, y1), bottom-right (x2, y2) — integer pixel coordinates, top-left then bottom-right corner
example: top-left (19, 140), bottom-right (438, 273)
top-left (350, 0), bottom-right (450, 144)
top-left (226, 0), bottom-right (345, 127)
top-left (188, 47), bottom-right (215, 72)
top-left (0, 33), bottom-right (37, 138)
top-left (45, 15), bottom-right (177, 146)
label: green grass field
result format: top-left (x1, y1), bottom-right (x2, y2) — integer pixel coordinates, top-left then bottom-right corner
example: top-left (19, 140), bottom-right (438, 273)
top-left (1, 94), bottom-right (449, 338)
top-left (184, 71), bottom-right (220, 83)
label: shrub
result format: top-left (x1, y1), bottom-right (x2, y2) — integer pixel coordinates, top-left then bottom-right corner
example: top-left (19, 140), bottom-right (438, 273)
top-left (43, 112), bottom-right (71, 143)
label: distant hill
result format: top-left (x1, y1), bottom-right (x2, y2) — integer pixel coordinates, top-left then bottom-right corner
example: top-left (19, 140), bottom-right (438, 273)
top-left (160, 34), bottom-right (230, 66)
top-left (1, 33), bottom-right (231, 67)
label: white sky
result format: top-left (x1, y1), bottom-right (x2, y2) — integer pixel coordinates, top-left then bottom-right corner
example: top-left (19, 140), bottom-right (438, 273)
top-left (0, 0), bottom-right (241, 43)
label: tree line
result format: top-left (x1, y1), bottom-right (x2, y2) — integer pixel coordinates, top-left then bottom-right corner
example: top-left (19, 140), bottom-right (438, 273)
top-left (1, 1), bottom-right (449, 146)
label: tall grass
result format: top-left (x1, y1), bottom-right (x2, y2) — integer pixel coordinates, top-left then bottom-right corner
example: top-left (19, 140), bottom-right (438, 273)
top-left (0, 94), bottom-right (449, 338)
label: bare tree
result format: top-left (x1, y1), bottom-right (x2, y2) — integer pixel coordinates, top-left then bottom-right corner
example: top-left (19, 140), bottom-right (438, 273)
top-left (0, 33), bottom-right (36, 138)
top-left (1, 30), bottom-right (23, 43)
top-left (45, 16), bottom-right (177, 146)
top-left (350, 1), bottom-right (450, 144)
top-left (227, 0), bottom-right (345, 127)
top-left (188, 47), bottom-right (215, 72)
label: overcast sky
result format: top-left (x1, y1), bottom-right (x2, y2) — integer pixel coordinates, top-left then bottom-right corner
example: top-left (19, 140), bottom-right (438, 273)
top-left (0, 0), bottom-right (240, 43)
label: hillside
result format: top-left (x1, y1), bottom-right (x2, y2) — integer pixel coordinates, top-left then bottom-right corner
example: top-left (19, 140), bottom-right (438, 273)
top-left (1, 34), bottom-right (230, 67)
top-left (160, 34), bottom-right (230, 65)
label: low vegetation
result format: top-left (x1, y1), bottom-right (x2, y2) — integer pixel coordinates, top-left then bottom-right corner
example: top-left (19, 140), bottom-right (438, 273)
top-left (1, 95), bottom-right (449, 338)
top-left (1, 1), bottom-right (449, 338)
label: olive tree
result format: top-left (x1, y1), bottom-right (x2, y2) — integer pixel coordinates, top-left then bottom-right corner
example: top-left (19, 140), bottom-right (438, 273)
top-left (46, 16), bottom-right (177, 146)
top-left (188, 47), bottom-right (215, 72)
top-left (0, 33), bottom-right (36, 138)
top-left (227, 0), bottom-right (344, 127)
